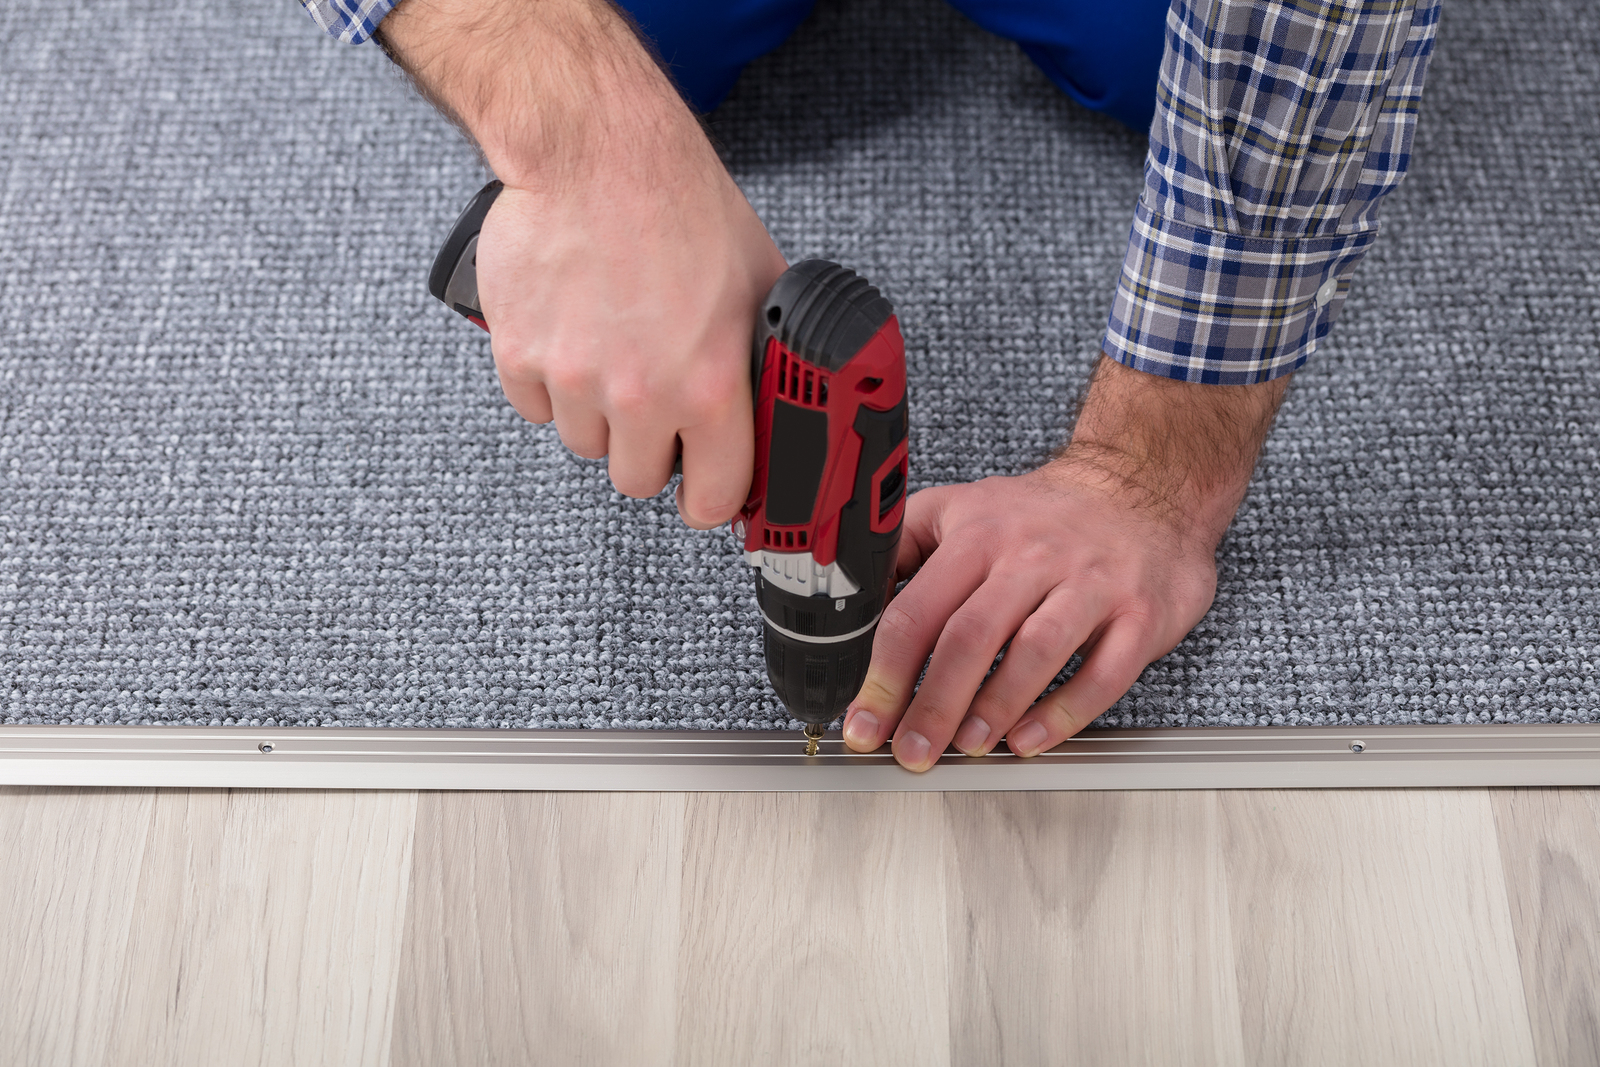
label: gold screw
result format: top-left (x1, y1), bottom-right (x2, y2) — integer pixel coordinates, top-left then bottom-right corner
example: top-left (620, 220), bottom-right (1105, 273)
top-left (802, 723), bottom-right (825, 757)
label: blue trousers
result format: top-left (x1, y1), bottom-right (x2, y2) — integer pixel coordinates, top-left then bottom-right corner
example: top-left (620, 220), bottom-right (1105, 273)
top-left (623, 0), bottom-right (1170, 132)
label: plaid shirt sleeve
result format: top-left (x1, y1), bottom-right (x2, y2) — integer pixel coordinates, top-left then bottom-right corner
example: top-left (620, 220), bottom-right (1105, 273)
top-left (1104, 0), bottom-right (1442, 385)
top-left (295, 0), bottom-right (400, 44)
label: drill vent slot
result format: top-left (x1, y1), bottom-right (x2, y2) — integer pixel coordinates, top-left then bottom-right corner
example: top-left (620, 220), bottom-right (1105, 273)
top-left (818, 378), bottom-right (828, 405)
top-left (778, 353), bottom-right (787, 395)
top-left (804, 658), bottom-right (829, 709)
top-left (799, 531), bottom-right (807, 546)
top-left (803, 371), bottom-right (813, 405)
top-left (878, 461), bottom-right (906, 518)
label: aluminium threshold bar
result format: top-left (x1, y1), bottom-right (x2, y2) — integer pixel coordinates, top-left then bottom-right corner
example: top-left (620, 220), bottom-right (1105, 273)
top-left (2, 723), bottom-right (1598, 790)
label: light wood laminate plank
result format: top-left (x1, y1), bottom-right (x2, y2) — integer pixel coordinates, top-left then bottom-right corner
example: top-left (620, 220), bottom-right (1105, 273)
top-left (11, 785), bottom-right (1590, 1065)
top-left (1221, 789), bottom-right (1537, 1066)
top-left (674, 792), bottom-right (951, 1066)
top-left (390, 792), bottom-right (686, 1067)
top-left (111, 789), bottom-right (418, 1067)
top-left (0, 788), bottom-right (418, 1067)
top-left (1492, 788), bottom-right (1600, 1067)
top-left (943, 791), bottom-right (1246, 1066)
top-left (0, 788), bottom-right (160, 1067)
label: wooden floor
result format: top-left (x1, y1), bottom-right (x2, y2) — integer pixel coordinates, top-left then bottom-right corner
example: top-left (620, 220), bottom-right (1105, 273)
top-left (2, 788), bottom-right (1596, 1066)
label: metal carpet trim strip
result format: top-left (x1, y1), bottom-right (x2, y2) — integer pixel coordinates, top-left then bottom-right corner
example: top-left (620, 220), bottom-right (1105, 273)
top-left (2, 724), bottom-right (1597, 790)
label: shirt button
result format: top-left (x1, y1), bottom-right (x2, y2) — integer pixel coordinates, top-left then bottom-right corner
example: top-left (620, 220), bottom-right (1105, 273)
top-left (1315, 278), bottom-right (1339, 308)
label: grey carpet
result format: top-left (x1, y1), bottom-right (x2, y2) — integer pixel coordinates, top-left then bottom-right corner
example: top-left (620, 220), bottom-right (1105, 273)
top-left (1, 0), bottom-right (1596, 729)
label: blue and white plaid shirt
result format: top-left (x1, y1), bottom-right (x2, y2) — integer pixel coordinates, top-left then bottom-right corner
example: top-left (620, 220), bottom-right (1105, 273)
top-left (298, 0), bottom-right (1440, 386)
top-left (1106, 0), bottom-right (1440, 383)
top-left (298, 0), bottom-right (396, 44)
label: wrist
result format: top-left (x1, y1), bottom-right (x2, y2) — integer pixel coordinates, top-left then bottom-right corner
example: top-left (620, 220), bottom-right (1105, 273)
top-left (1046, 441), bottom-right (1243, 549)
top-left (1055, 355), bottom-right (1291, 548)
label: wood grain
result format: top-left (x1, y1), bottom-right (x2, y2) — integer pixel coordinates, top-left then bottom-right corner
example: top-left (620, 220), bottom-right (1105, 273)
top-left (1492, 788), bottom-right (1600, 1067)
top-left (390, 792), bottom-right (686, 1067)
top-left (674, 793), bottom-right (951, 1067)
top-left (8, 785), bottom-right (1598, 1064)
top-left (0, 787), bottom-right (418, 1067)
top-left (1220, 789), bottom-right (1537, 1067)
top-left (0, 788), bottom-right (160, 1067)
top-left (943, 791), bottom-right (1246, 1066)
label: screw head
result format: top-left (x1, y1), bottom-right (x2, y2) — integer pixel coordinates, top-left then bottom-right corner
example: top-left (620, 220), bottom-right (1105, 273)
top-left (1349, 740), bottom-right (1365, 754)
top-left (258, 742), bottom-right (274, 754)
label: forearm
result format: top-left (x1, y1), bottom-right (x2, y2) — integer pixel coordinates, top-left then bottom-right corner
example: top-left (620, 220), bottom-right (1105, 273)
top-left (1057, 356), bottom-right (1289, 547)
top-left (376, 0), bottom-right (783, 529)
top-left (373, 0), bottom-right (702, 190)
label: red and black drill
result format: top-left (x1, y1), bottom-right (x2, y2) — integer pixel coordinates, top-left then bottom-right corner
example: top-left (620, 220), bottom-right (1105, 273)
top-left (430, 181), bottom-right (909, 753)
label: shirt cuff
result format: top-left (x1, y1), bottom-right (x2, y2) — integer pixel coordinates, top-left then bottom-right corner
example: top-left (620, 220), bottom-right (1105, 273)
top-left (1102, 196), bottom-right (1377, 386)
top-left (296, 0), bottom-right (401, 44)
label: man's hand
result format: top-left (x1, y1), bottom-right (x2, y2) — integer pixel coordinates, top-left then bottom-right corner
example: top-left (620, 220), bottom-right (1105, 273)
top-left (843, 356), bottom-right (1291, 771)
top-left (377, 0), bottom-right (786, 528)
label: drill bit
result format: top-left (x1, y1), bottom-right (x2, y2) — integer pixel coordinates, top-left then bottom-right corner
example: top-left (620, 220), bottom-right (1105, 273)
top-left (803, 722), bottom-right (826, 756)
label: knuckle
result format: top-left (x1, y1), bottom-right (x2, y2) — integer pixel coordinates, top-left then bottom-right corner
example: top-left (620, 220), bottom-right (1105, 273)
top-left (606, 374), bottom-right (658, 420)
top-left (540, 352), bottom-right (593, 397)
top-left (702, 369), bottom-right (744, 411)
top-left (492, 339), bottom-right (539, 381)
top-left (1012, 538), bottom-right (1056, 571)
top-left (681, 371), bottom-right (742, 424)
top-left (856, 673), bottom-right (905, 711)
top-left (1174, 570), bottom-right (1219, 617)
top-left (1011, 615), bottom-right (1065, 663)
top-left (939, 609), bottom-right (994, 651)
top-left (1076, 656), bottom-right (1128, 699)
top-left (876, 602), bottom-right (922, 646)
top-left (1072, 555), bottom-right (1116, 588)
top-left (961, 516), bottom-right (1004, 548)
top-left (684, 496), bottom-right (739, 526)
top-left (1116, 599), bottom-right (1159, 632)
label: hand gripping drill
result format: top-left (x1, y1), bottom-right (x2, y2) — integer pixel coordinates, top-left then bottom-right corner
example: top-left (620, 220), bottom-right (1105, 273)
top-left (430, 181), bottom-right (909, 754)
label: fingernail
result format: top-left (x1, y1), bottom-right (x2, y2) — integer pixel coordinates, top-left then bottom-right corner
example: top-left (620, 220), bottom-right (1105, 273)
top-left (1008, 720), bottom-right (1048, 758)
top-left (953, 715), bottom-right (990, 756)
top-left (896, 730), bottom-right (931, 770)
top-left (843, 708), bottom-right (879, 749)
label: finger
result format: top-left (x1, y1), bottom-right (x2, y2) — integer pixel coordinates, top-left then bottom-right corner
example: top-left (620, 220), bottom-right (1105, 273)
top-left (841, 545), bottom-right (988, 753)
top-left (498, 375), bottom-right (554, 425)
top-left (547, 392), bottom-right (610, 460)
top-left (892, 487), bottom-right (951, 583)
top-left (1004, 622), bottom-right (1152, 757)
top-left (953, 588), bottom-right (1111, 756)
top-left (676, 405), bottom-right (753, 530)
top-left (889, 572), bottom-right (1052, 772)
top-left (606, 422), bottom-right (678, 500)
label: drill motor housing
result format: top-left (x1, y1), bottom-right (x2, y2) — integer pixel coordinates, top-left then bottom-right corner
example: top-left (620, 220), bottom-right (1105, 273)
top-left (739, 261), bottom-right (909, 727)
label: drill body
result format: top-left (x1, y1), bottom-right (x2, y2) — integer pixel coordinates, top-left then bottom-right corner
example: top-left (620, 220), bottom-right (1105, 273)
top-left (429, 184), bottom-right (908, 740)
top-left (737, 261), bottom-right (908, 731)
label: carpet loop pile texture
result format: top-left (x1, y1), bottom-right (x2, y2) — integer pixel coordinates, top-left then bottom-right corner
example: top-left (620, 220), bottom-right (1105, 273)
top-left (1, 0), bottom-right (1596, 727)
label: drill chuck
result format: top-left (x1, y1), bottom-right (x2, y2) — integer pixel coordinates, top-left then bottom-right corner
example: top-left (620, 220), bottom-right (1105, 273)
top-left (738, 261), bottom-right (909, 727)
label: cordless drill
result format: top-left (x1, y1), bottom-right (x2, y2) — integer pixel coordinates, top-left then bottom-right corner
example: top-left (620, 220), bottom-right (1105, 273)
top-left (430, 181), bottom-right (909, 753)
